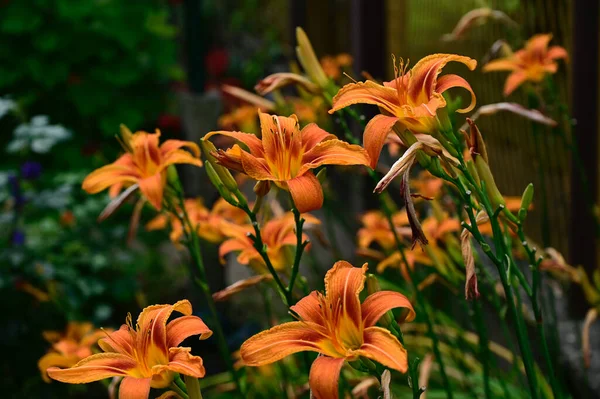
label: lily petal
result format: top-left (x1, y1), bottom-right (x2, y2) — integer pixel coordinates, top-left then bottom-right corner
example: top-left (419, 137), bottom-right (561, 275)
top-left (98, 325), bottom-right (135, 355)
top-left (166, 316), bottom-right (213, 347)
top-left (39, 353), bottom-right (79, 383)
top-left (291, 291), bottom-right (326, 325)
top-left (163, 347), bottom-right (206, 378)
top-left (301, 123), bottom-right (336, 152)
top-left (240, 322), bottom-right (323, 366)
top-left (82, 155), bottom-right (138, 194)
top-left (160, 140), bottom-right (201, 158)
top-left (547, 45), bottom-right (568, 61)
top-left (362, 114), bottom-right (400, 168)
top-left (47, 353), bottom-right (136, 383)
top-left (240, 151), bottom-right (275, 180)
top-left (138, 173), bottom-right (166, 210)
top-left (119, 377), bottom-right (151, 399)
top-left (329, 80), bottom-right (401, 116)
top-left (160, 149), bottom-right (203, 170)
top-left (324, 261), bottom-right (368, 329)
top-left (407, 53), bottom-right (477, 106)
top-left (309, 356), bottom-right (345, 399)
top-left (300, 139), bottom-right (371, 174)
top-left (504, 70), bottom-right (528, 96)
top-left (361, 291), bottom-right (416, 327)
top-left (354, 326), bottom-right (408, 372)
top-left (204, 131), bottom-right (264, 157)
top-left (482, 59), bottom-right (519, 72)
top-left (287, 172), bottom-right (324, 213)
top-left (436, 74), bottom-right (476, 113)
top-left (136, 300), bottom-right (194, 357)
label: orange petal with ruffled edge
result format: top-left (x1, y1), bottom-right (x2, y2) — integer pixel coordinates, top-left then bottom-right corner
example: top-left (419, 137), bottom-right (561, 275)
top-left (301, 123), bottom-right (336, 152)
top-left (138, 173), bottom-right (166, 210)
top-left (504, 71), bottom-right (528, 96)
top-left (407, 53), bottom-right (477, 107)
top-left (324, 261), bottom-right (368, 329)
top-left (162, 347), bottom-right (206, 378)
top-left (240, 322), bottom-right (324, 366)
top-left (287, 172), bottom-right (324, 213)
top-left (161, 139), bottom-right (200, 158)
top-left (119, 377), bottom-right (151, 399)
top-left (329, 80), bottom-right (401, 116)
top-left (363, 114), bottom-right (399, 168)
top-left (166, 316), bottom-right (212, 347)
top-left (161, 148), bottom-right (203, 170)
top-left (525, 33), bottom-right (552, 55)
top-left (353, 326), bottom-right (408, 372)
top-left (436, 74), bottom-right (476, 113)
top-left (299, 139), bottom-right (371, 175)
top-left (361, 291), bottom-right (416, 327)
top-left (47, 353), bottom-right (136, 383)
top-left (547, 46), bottom-right (568, 61)
top-left (136, 300), bottom-right (194, 357)
top-left (82, 155), bottom-right (138, 194)
top-left (203, 131), bottom-right (264, 157)
top-left (309, 356), bottom-right (345, 399)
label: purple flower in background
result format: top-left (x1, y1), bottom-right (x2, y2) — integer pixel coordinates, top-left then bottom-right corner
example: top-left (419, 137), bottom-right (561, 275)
top-left (11, 230), bottom-right (25, 246)
top-left (20, 161), bottom-right (42, 180)
top-left (8, 174), bottom-right (25, 207)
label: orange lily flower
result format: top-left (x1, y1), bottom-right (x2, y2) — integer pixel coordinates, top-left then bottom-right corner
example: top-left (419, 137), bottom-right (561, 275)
top-left (82, 130), bottom-right (202, 210)
top-left (320, 54), bottom-right (353, 80)
top-left (357, 210), bottom-right (432, 280)
top-left (39, 322), bottom-right (108, 383)
top-left (218, 105), bottom-right (261, 133)
top-left (411, 171), bottom-right (444, 200)
top-left (219, 212), bottom-right (320, 272)
top-left (483, 33), bottom-right (568, 96)
top-left (204, 111), bottom-right (370, 213)
top-left (330, 53), bottom-right (477, 167)
top-left (48, 300), bottom-right (212, 399)
top-left (240, 261), bottom-right (415, 399)
top-left (146, 198), bottom-right (248, 244)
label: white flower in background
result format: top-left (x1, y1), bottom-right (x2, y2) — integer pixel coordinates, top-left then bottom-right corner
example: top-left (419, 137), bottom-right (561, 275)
top-left (7, 115), bottom-right (71, 154)
top-left (0, 97), bottom-right (16, 119)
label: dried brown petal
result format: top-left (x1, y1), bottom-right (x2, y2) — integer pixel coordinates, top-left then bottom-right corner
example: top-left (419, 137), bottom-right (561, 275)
top-left (213, 274), bottom-right (274, 302)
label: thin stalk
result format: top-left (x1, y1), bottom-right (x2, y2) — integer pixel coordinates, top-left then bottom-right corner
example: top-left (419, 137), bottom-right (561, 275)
top-left (237, 201), bottom-right (291, 306)
top-left (288, 205), bottom-right (308, 303)
top-left (184, 375), bottom-right (203, 399)
top-left (472, 297), bottom-right (492, 399)
top-left (171, 378), bottom-right (190, 399)
top-left (175, 196), bottom-right (243, 397)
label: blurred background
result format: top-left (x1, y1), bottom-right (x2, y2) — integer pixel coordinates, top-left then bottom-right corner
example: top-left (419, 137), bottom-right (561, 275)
top-left (0, 0), bottom-right (597, 397)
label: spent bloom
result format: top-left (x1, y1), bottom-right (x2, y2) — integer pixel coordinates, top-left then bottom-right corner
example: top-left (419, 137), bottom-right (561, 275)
top-left (240, 260), bottom-right (415, 399)
top-left (146, 197), bottom-right (248, 244)
top-left (483, 33), bottom-right (568, 96)
top-left (330, 54), bottom-right (477, 167)
top-left (39, 322), bottom-right (108, 383)
top-left (48, 300), bottom-right (212, 399)
top-left (204, 110), bottom-right (370, 213)
top-left (82, 129), bottom-right (202, 210)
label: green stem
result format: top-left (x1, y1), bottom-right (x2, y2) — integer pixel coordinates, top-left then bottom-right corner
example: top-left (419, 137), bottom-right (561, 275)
top-left (238, 202), bottom-right (291, 306)
top-left (171, 378), bottom-right (189, 399)
top-left (287, 205), bottom-right (307, 303)
top-left (184, 375), bottom-right (203, 399)
top-left (472, 297), bottom-right (492, 399)
top-left (175, 196), bottom-right (243, 397)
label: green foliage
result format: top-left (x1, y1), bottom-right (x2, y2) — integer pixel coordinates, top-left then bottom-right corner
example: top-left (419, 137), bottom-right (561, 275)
top-left (0, 0), bottom-right (178, 136)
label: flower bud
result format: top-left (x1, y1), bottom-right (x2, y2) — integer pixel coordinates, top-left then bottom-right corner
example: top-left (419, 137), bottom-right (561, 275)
top-left (199, 139), bottom-right (239, 192)
top-left (205, 162), bottom-right (236, 205)
top-left (253, 180), bottom-right (271, 197)
top-left (295, 27), bottom-right (329, 89)
top-left (435, 107), bottom-right (453, 134)
top-left (518, 183), bottom-right (534, 222)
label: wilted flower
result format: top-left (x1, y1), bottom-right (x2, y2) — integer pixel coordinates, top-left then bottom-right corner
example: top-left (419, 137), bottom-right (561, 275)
top-left (240, 261), bottom-right (415, 399)
top-left (330, 54), bottom-right (476, 167)
top-left (48, 300), bottom-right (212, 398)
top-left (483, 34), bottom-right (568, 96)
top-left (219, 212), bottom-right (319, 272)
top-left (205, 111), bottom-right (370, 213)
top-left (39, 322), bottom-right (108, 383)
top-left (82, 130), bottom-right (202, 210)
